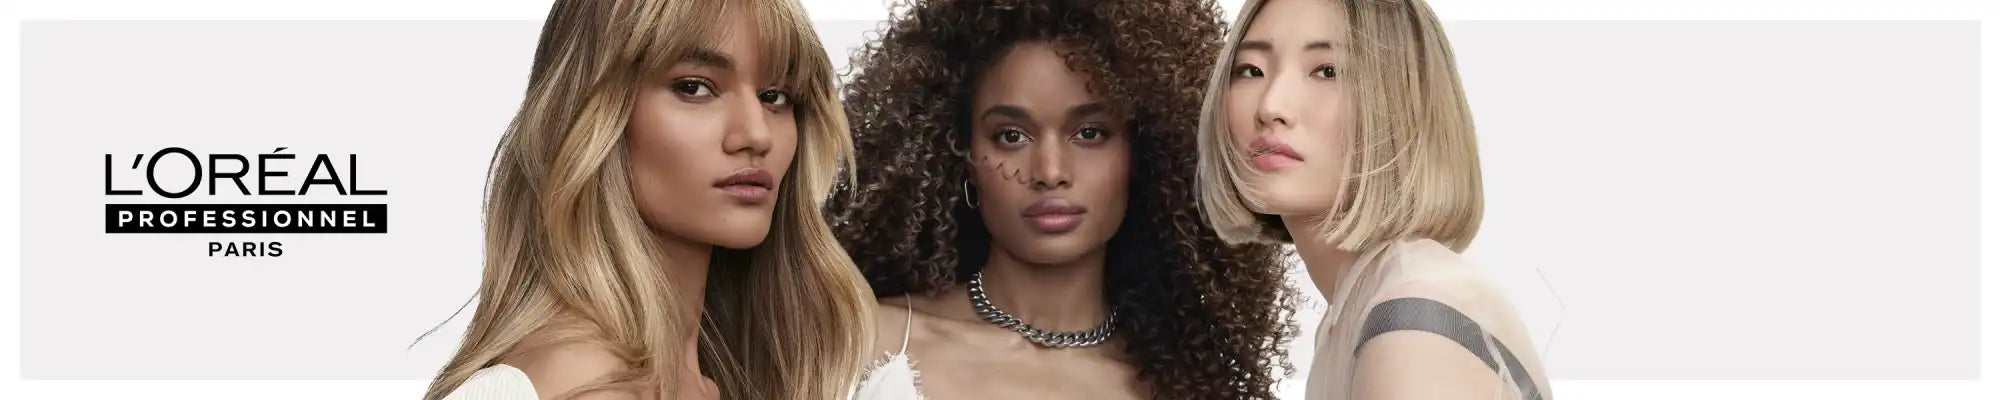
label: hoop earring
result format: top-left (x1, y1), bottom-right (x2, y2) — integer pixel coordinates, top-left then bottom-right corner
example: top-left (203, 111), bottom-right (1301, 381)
top-left (963, 179), bottom-right (980, 209)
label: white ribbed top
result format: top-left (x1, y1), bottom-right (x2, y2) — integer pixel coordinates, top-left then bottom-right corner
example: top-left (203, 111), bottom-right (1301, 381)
top-left (442, 364), bottom-right (538, 400)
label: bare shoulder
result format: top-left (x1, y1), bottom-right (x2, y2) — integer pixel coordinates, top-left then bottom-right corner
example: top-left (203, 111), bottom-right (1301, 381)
top-left (500, 340), bottom-right (639, 400)
top-left (870, 296), bottom-right (916, 359)
top-left (1373, 240), bottom-right (1533, 343)
top-left (1352, 238), bottom-right (1551, 398)
top-left (1353, 331), bottom-right (1505, 399)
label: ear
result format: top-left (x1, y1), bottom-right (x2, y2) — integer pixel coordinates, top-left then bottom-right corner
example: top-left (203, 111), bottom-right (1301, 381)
top-left (962, 152), bottom-right (986, 186)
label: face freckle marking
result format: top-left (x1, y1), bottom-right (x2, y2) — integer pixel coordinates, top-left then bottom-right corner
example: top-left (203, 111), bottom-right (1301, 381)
top-left (970, 153), bottom-right (1032, 186)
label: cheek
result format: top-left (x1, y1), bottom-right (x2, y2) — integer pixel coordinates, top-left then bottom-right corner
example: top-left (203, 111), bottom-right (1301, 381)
top-left (970, 152), bottom-right (1024, 202)
top-left (626, 101), bottom-right (721, 225)
top-left (1075, 141), bottom-right (1133, 218)
top-left (967, 139), bottom-right (1023, 188)
top-left (1101, 142), bottom-right (1133, 195)
top-left (1101, 146), bottom-right (1133, 216)
top-left (767, 114), bottom-right (801, 182)
top-left (1297, 101), bottom-right (1352, 171)
top-left (1225, 91), bottom-right (1260, 142)
top-left (629, 108), bottom-right (715, 176)
top-left (1279, 102), bottom-right (1352, 212)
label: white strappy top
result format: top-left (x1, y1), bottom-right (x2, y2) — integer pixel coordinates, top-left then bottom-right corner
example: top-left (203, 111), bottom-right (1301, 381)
top-left (852, 298), bottom-right (926, 400)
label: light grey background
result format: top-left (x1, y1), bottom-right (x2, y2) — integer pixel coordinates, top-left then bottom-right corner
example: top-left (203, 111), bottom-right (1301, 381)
top-left (1450, 20), bottom-right (1979, 380)
top-left (19, 20), bottom-right (1978, 380)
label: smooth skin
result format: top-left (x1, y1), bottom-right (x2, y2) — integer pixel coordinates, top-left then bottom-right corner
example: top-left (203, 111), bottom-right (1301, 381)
top-left (503, 10), bottom-right (799, 400)
top-left (873, 41), bottom-right (1146, 400)
top-left (1226, 0), bottom-right (1550, 398)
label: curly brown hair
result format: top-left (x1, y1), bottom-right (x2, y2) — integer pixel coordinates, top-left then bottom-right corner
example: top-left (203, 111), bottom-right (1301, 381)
top-left (823, 0), bottom-right (1300, 398)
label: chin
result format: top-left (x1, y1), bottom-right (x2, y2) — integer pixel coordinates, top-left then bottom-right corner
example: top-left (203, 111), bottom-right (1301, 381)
top-left (700, 217), bottom-right (774, 250)
top-left (1240, 187), bottom-right (1336, 217)
top-left (998, 238), bottom-right (1099, 266)
top-left (708, 229), bottom-right (772, 250)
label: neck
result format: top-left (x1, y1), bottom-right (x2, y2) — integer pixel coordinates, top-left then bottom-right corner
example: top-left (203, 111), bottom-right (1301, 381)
top-left (655, 233), bottom-right (713, 396)
top-left (669, 333), bottom-right (714, 400)
top-left (976, 242), bottom-right (1111, 332)
top-left (1282, 214), bottom-right (1359, 301)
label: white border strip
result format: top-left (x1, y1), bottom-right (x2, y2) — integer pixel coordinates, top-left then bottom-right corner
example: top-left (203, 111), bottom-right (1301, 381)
top-left (5, 0), bottom-right (1996, 399)
top-left (2, 380), bottom-right (1990, 400)
top-left (4, 0), bottom-right (1997, 21)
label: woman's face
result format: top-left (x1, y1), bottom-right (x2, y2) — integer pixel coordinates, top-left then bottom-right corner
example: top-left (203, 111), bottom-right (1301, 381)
top-left (628, 12), bottom-right (800, 250)
top-left (968, 41), bottom-right (1133, 265)
top-left (1225, 0), bottom-right (1352, 216)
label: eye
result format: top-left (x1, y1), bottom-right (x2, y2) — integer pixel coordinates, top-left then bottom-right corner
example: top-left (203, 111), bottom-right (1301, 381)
top-left (1312, 64), bottom-right (1338, 79)
top-left (991, 127), bottom-right (1033, 147)
top-left (1232, 64), bottom-right (1264, 79)
top-left (671, 78), bottom-right (716, 98)
top-left (1072, 126), bottom-right (1110, 142)
top-left (758, 88), bottom-right (791, 107)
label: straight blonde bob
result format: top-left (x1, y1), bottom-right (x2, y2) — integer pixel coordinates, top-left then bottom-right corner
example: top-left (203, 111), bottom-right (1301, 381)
top-left (422, 0), bottom-right (873, 399)
top-left (1196, 0), bottom-right (1483, 252)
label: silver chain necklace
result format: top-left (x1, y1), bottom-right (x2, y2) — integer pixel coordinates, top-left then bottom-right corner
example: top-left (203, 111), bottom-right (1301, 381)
top-left (967, 272), bottom-right (1118, 349)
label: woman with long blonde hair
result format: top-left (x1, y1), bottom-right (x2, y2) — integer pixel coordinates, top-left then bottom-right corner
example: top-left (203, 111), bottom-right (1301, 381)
top-left (423, 0), bottom-right (873, 399)
top-left (1197, 0), bottom-right (1550, 399)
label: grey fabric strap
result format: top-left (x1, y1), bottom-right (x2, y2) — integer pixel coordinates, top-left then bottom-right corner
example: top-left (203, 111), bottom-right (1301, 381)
top-left (1358, 297), bottom-right (1542, 400)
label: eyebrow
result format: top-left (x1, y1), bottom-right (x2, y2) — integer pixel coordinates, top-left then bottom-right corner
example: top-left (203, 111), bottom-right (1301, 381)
top-left (978, 102), bottom-right (1112, 124)
top-left (1066, 102), bottom-right (1109, 121)
top-left (680, 48), bottom-right (735, 70)
top-left (1238, 39), bottom-right (1273, 53)
top-left (1236, 39), bottom-right (1342, 53)
top-left (979, 104), bottom-right (1031, 122)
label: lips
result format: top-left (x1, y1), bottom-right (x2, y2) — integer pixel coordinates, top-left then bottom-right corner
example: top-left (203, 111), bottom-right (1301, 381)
top-left (1248, 135), bottom-right (1304, 172)
top-left (714, 168), bottom-right (775, 203)
top-left (1021, 198), bottom-right (1087, 234)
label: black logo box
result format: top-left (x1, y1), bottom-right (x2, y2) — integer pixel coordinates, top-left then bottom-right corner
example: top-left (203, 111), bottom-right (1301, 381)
top-left (105, 204), bottom-right (388, 234)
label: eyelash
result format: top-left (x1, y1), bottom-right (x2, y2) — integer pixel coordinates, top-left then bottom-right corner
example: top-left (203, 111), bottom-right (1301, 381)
top-left (990, 127), bottom-right (1111, 148)
top-left (1073, 127), bottom-right (1110, 142)
top-left (671, 77), bottom-right (716, 98)
top-left (671, 78), bottom-right (796, 112)
top-left (1229, 64), bottom-right (1339, 80)
top-left (758, 88), bottom-right (794, 111)
top-left (1233, 64), bottom-right (1264, 79)
top-left (992, 127), bottom-right (1032, 146)
top-left (1312, 64), bottom-right (1339, 79)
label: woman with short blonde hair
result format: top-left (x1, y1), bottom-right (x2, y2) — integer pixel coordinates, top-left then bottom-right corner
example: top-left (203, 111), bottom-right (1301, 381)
top-left (1197, 0), bottom-right (1551, 398)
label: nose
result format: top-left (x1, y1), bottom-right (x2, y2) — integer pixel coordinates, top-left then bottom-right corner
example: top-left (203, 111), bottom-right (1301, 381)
top-left (1256, 77), bottom-right (1294, 129)
top-left (722, 92), bottom-right (773, 157)
top-left (1027, 134), bottom-right (1072, 191)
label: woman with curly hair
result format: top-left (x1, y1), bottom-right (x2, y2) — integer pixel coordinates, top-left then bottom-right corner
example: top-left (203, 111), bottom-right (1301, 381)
top-left (829, 0), bottom-right (1298, 398)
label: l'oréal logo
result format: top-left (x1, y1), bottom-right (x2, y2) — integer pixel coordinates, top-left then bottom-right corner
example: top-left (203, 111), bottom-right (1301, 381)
top-left (103, 147), bottom-right (389, 256)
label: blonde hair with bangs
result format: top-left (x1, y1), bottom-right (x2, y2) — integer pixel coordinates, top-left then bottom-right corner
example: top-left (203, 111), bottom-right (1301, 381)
top-left (1196, 0), bottom-right (1483, 252)
top-left (422, 0), bottom-right (872, 399)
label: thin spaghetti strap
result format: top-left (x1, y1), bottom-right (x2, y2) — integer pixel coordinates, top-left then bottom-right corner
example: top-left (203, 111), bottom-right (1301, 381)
top-left (900, 296), bottom-right (915, 353)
